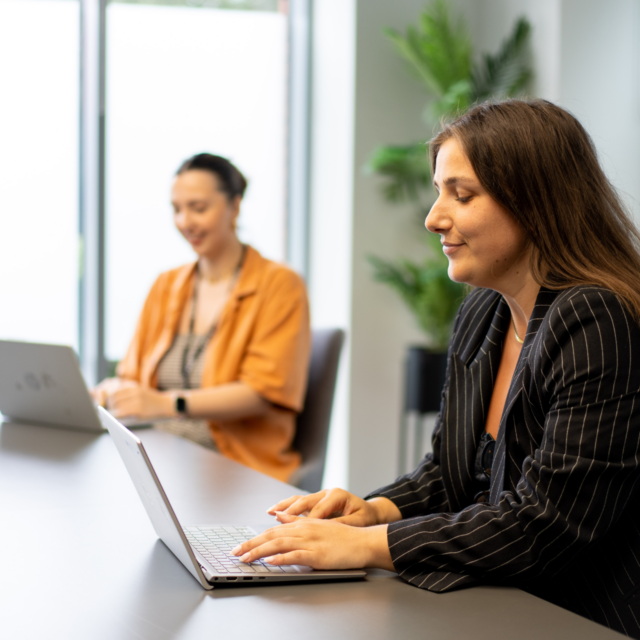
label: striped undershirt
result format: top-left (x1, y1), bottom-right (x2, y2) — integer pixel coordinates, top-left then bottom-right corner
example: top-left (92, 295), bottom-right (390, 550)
top-left (155, 334), bottom-right (218, 450)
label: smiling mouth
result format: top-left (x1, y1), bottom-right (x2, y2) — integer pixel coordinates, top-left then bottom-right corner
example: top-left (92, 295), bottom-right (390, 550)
top-left (442, 241), bottom-right (464, 256)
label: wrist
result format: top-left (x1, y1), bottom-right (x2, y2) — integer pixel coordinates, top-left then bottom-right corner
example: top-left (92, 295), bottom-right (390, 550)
top-left (166, 392), bottom-right (186, 418)
top-left (367, 497), bottom-right (400, 525)
top-left (361, 524), bottom-right (394, 571)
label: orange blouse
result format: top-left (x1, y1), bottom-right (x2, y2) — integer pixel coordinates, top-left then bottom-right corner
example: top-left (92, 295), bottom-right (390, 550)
top-left (117, 246), bottom-right (311, 482)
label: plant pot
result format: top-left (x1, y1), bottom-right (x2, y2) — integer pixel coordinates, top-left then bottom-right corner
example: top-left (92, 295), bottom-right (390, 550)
top-left (404, 346), bottom-right (448, 414)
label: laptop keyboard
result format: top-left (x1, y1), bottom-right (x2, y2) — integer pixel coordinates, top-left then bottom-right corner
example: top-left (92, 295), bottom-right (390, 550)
top-left (183, 525), bottom-right (299, 574)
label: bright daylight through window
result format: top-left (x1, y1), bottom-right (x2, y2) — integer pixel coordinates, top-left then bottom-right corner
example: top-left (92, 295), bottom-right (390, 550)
top-left (0, 0), bottom-right (80, 349)
top-left (105, 0), bottom-right (288, 362)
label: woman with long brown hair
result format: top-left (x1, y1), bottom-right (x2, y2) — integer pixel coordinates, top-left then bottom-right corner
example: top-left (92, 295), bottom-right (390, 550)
top-left (232, 100), bottom-right (640, 638)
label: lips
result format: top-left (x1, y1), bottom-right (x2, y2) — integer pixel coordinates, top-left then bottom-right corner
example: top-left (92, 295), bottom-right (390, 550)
top-left (184, 232), bottom-right (206, 246)
top-left (442, 242), bottom-right (464, 256)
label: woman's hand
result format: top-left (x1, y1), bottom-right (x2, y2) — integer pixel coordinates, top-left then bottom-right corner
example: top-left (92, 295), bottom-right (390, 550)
top-left (266, 488), bottom-right (402, 527)
top-left (232, 514), bottom-right (394, 571)
top-left (91, 377), bottom-right (127, 407)
top-left (107, 383), bottom-right (174, 419)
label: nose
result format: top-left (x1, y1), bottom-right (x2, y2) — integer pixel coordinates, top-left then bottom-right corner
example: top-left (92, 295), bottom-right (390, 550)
top-left (174, 209), bottom-right (192, 230)
top-left (425, 195), bottom-right (451, 234)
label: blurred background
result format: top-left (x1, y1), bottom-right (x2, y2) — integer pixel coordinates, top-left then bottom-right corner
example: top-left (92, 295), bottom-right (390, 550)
top-left (0, 0), bottom-right (638, 494)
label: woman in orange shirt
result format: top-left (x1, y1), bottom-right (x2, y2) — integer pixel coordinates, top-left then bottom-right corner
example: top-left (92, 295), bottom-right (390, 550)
top-left (94, 153), bottom-right (311, 482)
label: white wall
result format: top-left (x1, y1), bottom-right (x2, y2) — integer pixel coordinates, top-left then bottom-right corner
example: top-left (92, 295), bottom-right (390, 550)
top-left (311, 0), bottom-right (437, 495)
top-left (558, 0), bottom-right (640, 220)
top-left (348, 0), bottom-right (441, 495)
top-left (311, 0), bottom-right (640, 495)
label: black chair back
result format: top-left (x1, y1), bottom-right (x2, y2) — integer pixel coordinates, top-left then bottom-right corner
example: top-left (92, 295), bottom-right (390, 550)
top-left (291, 328), bottom-right (345, 493)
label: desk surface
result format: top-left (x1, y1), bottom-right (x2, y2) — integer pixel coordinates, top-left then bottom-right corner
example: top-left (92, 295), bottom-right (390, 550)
top-left (0, 421), bottom-right (623, 640)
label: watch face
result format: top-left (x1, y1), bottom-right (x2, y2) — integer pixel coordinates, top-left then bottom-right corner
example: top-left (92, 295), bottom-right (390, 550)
top-left (176, 397), bottom-right (187, 414)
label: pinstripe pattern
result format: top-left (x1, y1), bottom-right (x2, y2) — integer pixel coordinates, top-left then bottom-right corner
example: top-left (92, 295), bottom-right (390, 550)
top-left (367, 286), bottom-right (640, 637)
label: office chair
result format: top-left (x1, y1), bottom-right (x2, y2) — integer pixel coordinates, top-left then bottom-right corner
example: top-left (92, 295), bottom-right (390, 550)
top-left (290, 328), bottom-right (345, 493)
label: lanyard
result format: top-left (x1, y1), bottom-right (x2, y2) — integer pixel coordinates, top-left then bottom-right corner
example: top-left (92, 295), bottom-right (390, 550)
top-left (180, 245), bottom-right (246, 389)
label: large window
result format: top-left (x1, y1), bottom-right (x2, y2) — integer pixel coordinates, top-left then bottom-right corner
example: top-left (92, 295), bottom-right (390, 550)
top-left (0, 0), bottom-right (305, 384)
top-left (105, 0), bottom-right (288, 361)
top-left (0, 0), bottom-right (80, 348)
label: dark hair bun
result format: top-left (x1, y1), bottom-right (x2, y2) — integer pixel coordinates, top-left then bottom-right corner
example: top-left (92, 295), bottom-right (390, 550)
top-left (176, 153), bottom-right (248, 199)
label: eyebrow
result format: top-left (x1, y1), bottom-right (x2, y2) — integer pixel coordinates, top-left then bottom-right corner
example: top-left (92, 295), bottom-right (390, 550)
top-left (433, 176), bottom-right (477, 189)
top-left (171, 198), bottom-right (209, 206)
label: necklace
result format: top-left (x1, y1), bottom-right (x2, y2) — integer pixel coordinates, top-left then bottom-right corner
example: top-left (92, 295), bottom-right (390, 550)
top-left (513, 319), bottom-right (525, 344)
top-left (180, 244), bottom-right (247, 389)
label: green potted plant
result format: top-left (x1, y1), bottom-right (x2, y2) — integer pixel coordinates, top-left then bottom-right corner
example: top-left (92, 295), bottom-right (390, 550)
top-left (367, 0), bottom-right (533, 412)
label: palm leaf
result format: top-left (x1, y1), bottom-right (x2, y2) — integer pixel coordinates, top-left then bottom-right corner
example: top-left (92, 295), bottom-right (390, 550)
top-left (471, 17), bottom-right (532, 101)
top-left (385, 0), bottom-right (471, 100)
top-left (429, 78), bottom-right (472, 122)
top-left (365, 143), bottom-right (432, 204)
top-left (368, 248), bottom-right (466, 351)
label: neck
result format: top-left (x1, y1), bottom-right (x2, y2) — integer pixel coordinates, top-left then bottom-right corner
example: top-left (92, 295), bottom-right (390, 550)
top-left (502, 274), bottom-right (541, 344)
top-left (485, 246), bottom-right (541, 343)
top-left (198, 237), bottom-right (244, 282)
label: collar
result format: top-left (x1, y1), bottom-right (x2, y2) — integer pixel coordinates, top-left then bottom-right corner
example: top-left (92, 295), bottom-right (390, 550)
top-left (231, 244), bottom-right (266, 300)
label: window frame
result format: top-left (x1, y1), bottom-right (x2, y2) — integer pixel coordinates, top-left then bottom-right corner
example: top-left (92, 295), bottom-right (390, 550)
top-left (78, 0), bottom-right (310, 385)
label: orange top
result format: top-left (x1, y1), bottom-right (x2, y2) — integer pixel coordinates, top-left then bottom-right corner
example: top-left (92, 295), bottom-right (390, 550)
top-left (117, 246), bottom-right (311, 482)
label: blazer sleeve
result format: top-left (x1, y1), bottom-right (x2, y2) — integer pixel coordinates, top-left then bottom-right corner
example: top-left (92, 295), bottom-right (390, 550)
top-left (237, 268), bottom-right (311, 412)
top-left (385, 288), bottom-right (640, 590)
top-left (116, 272), bottom-right (170, 382)
top-left (363, 295), bottom-right (469, 516)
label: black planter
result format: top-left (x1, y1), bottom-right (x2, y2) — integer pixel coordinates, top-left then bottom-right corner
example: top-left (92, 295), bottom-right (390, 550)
top-left (405, 347), bottom-right (448, 414)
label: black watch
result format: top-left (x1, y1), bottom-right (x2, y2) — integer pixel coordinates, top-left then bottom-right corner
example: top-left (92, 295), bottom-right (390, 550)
top-left (175, 396), bottom-right (188, 416)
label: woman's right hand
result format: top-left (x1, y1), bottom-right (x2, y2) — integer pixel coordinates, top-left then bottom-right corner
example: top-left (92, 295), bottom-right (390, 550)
top-left (91, 377), bottom-right (135, 408)
top-left (267, 488), bottom-right (402, 527)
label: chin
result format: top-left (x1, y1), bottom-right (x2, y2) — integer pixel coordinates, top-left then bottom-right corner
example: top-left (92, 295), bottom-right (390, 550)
top-left (190, 240), bottom-right (214, 256)
top-left (447, 264), bottom-right (469, 285)
top-left (188, 246), bottom-right (206, 258)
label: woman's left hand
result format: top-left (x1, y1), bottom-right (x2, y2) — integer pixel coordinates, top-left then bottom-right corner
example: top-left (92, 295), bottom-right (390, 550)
top-left (108, 383), bottom-right (174, 419)
top-left (231, 512), bottom-right (394, 571)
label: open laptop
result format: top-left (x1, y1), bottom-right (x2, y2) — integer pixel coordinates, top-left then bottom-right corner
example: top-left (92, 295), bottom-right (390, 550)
top-left (99, 406), bottom-right (367, 588)
top-left (0, 340), bottom-right (150, 432)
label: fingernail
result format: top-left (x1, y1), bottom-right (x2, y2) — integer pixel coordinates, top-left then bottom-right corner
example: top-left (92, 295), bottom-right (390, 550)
top-left (264, 556), bottom-right (276, 564)
top-left (240, 553), bottom-right (251, 563)
top-left (267, 505), bottom-right (276, 512)
top-left (231, 546), bottom-right (241, 555)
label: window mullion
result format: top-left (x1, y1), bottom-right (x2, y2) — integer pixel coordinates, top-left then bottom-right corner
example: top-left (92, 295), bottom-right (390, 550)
top-left (79, 0), bottom-right (108, 386)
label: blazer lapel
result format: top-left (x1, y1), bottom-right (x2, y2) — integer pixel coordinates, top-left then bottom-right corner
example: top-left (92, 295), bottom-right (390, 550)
top-left (489, 287), bottom-right (560, 502)
top-left (441, 295), bottom-right (510, 510)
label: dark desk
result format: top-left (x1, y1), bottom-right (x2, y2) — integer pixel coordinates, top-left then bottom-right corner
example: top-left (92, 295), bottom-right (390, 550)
top-left (0, 422), bottom-right (623, 640)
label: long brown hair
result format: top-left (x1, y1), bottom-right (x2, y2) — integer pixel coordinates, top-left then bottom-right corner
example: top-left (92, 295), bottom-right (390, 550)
top-left (429, 99), bottom-right (640, 321)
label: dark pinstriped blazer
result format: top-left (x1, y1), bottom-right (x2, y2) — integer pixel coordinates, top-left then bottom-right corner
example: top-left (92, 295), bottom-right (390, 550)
top-left (367, 286), bottom-right (640, 638)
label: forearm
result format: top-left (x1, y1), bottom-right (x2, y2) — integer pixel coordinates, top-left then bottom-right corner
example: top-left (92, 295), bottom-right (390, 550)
top-left (176, 382), bottom-right (271, 421)
top-left (364, 454), bottom-right (450, 520)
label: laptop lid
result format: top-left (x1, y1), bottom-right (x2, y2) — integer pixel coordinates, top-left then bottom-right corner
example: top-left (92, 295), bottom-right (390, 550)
top-left (0, 340), bottom-right (104, 432)
top-left (99, 406), bottom-right (212, 589)
top-left (100, 407), bottom-right (367, 588)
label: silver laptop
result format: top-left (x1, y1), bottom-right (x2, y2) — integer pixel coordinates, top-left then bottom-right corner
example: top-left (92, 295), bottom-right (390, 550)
top-left (99, 406), bottom-right (367, 588)
top-left (0, 340), bottom-right (150, 432)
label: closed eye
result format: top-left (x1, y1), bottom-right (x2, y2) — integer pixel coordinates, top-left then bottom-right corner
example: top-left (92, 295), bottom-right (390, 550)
top-left (456, 196), bottom-right (472, 203)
